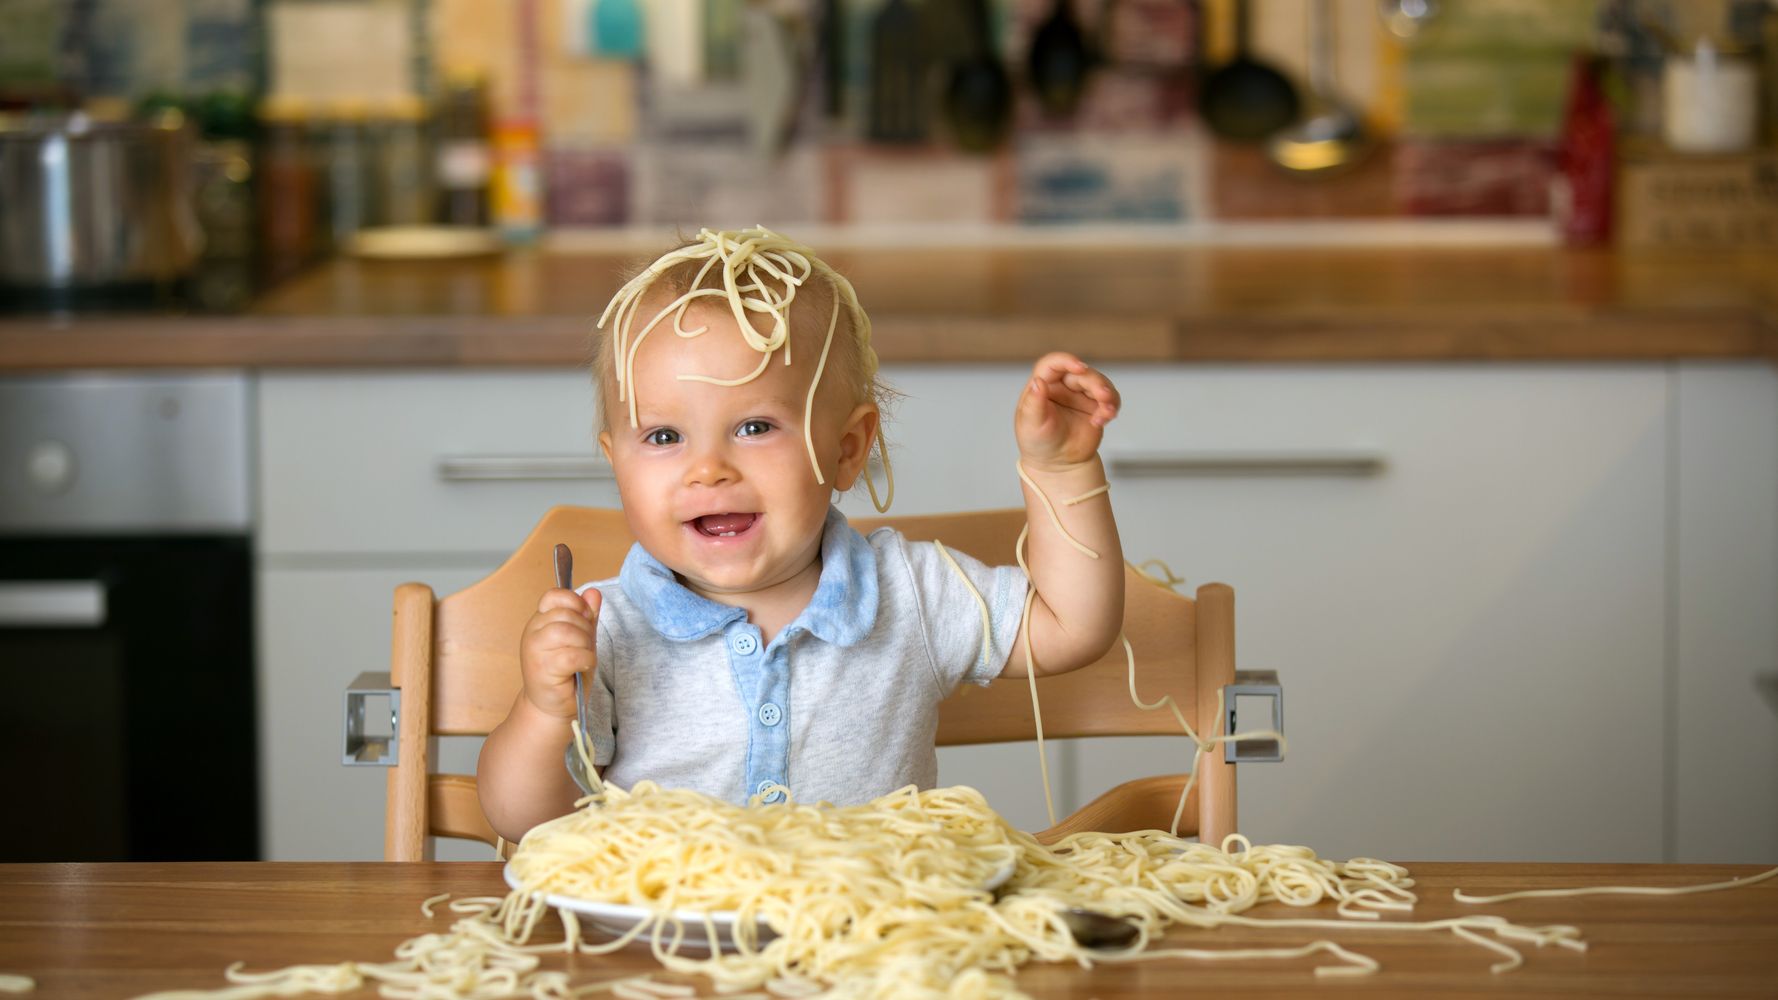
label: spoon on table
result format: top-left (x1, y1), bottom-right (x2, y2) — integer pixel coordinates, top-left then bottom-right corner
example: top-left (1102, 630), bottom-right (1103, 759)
top-left (1059, 907), bottom-right (1140, 949)
top-left (991, 876), bottom-right (1138, 949)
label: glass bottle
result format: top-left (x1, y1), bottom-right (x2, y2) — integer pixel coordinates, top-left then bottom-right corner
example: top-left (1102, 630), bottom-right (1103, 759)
top-left (434, 74), bottom-right (492, 227)
top-left (374, 95), bottom-right (433, 226)
top-left (257, 95), bottom-right (320, 283)
top-left (322, 98), bottom-right (376, 248)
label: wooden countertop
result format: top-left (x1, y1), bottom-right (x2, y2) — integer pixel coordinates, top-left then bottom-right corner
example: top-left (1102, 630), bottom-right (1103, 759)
top-left (2, 245), bottom-right (1775, 369)
top-left (2, 861), bottom-right (1775, 997)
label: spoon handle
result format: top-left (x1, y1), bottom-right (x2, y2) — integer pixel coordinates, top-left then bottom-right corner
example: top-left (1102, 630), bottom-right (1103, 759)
top-left (552, 543), bottom-right (585, 730)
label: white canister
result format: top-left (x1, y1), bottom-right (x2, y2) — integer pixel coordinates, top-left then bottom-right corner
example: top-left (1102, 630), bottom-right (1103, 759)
top-left (1662, 38), bottom-right (1760, 154)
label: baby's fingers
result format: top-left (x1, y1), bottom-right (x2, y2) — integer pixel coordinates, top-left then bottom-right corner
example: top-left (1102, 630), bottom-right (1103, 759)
top-left (1060, 369), bottom-right (1121, 426)
top-left (537, 586), bottom-right (599, 620)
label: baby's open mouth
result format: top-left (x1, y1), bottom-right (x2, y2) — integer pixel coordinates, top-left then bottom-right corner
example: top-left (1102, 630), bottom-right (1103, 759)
top-left (691, 512), bottom-right (760, 538)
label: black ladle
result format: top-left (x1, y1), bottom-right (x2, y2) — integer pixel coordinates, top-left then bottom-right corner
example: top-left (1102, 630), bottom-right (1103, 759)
top-left (1028, 0), bottom-right (1093, 119)
top-left (1198, 0), bottom-right (1300, 141)
top-left (943, 0), bottom-right (1014, 152)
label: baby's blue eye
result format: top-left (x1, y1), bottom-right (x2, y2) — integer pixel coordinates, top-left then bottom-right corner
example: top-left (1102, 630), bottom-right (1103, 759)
top-left (736, 419), bottom-right (773, 438)
top-left (643, 428), bottom-right (681, 446)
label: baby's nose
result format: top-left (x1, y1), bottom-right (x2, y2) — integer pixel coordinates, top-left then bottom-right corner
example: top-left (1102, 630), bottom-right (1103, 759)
top-left (684, 448), bottom-right (739, 486)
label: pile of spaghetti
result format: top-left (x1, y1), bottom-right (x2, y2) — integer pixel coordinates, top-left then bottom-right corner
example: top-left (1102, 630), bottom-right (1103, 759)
top-left (476, 780), bottom-right (1567, 999)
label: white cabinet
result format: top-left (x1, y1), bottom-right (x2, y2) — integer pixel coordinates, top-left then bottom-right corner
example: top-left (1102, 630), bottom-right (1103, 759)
top-left (259, 565), bottom-right (492, 861)
top-left (1097, 365), bottom-right (1671, 862)
top-left (1674, 363), bottom-right (1778, 864)
top-left (863, 363), bottom-right (1695, 862)
top-left (257, 370), bottom-right (606, 860)
top-left (259, 370), bottom-right (615, 558)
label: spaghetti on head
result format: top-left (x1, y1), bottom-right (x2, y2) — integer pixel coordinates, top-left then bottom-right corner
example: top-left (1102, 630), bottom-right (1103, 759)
top-left (593, 227), bottom-right (895, 512)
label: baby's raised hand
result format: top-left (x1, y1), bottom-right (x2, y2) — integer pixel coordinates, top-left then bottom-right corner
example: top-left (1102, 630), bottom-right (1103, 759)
top-left (1013, 352), bottom-right (1121, 470)
top-left (520, 587), bottom-right (601, 720)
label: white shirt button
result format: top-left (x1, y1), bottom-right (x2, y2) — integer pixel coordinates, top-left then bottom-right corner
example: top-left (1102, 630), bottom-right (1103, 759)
top-left (758, 702), bottom-right (782, 727)
top-left (754, 779), bottom-right (783, 803)
top-left (731, 633), bottom-right (759, 656)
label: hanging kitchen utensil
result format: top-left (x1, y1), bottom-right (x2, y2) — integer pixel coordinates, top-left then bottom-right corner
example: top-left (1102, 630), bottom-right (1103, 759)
top-left (820, 0), bottom-right (845, 119)
top-left (1198, 0), bottom-right (1299, 141)
top-left (1266, 0), bottom-right (1371, 174)
top-left (867, 0), bottom-right (926, 142)
top-left (1377, 0), bottom-right (1438, 40)
top-left (742, 5), bottom-right (803, 156)
top-left (943, 0), bottom-right (1014, 152)
top-left (1028, 0), bottom-right (1094, 118)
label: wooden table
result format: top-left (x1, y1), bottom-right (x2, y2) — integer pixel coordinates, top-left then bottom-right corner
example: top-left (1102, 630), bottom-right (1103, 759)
top-left (2, 862), bottom-right (1774, 998)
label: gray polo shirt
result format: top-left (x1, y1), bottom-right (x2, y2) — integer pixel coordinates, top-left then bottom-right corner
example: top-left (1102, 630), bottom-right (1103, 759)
top-left (567, 505), bottom-right (1028, 806)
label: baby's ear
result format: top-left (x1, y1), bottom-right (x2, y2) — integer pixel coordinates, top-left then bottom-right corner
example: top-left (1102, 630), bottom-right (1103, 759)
top-left (832, 403), bottom-right (879, 491)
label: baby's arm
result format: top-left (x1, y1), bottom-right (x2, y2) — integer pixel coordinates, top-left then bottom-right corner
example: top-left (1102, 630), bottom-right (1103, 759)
top-left (1000, 352), bottom-right (1125, 678)
top-left (476, 587), bottom-right (602, 842)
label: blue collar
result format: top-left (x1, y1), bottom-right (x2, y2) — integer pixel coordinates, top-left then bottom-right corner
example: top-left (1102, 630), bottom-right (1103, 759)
top-left (618, 505), bottom-right (878, 647)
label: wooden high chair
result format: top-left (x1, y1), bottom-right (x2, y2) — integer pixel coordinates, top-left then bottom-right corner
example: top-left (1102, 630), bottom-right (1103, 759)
top-left (351, 506), bottom-right (1283, 861)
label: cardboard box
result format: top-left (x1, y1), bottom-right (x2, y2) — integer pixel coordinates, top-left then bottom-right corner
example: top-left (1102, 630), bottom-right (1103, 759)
top-left (1617, 151), bottom-right (1778, 248)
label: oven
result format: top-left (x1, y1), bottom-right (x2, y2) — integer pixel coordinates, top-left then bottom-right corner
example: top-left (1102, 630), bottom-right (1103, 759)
top-left (0, 373), bottom-right (257, 861)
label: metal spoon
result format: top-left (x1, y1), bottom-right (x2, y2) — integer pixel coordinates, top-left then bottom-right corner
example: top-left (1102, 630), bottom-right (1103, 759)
top-left (1059, 907), bottom-right (1139, 949)
top-left (553, 543), bottom-right (585, 721)
top-left (1266, 0), bottom-right (1371, 176)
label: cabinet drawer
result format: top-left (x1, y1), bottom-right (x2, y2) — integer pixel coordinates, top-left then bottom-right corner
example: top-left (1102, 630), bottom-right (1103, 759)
top-left (259, 371), bottom-right (615, 556)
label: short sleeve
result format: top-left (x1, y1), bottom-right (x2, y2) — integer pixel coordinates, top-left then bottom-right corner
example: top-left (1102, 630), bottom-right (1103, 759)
top-left (890, 532), bottom-right (1028, 693)
top-left (563, 581), bottom-right (618, 796)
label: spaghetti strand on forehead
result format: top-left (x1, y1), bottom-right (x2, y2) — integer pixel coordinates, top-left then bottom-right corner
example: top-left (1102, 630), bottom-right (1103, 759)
top-left (597, 227), bottom-right (891, 511)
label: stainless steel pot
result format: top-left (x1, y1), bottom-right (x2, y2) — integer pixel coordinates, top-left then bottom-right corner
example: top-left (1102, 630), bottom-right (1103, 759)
top-left (0, 112), bottom-right (204, 290)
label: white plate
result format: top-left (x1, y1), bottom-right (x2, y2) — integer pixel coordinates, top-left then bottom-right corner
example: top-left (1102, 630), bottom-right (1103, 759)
top-left (348, 226), bottom-right (504, 260)
top-left (503, 859), bottom-right (1017, 952)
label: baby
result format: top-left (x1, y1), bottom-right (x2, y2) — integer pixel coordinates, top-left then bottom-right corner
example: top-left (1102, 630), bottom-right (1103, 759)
top-left (478, 228), bottom-right (1125, 842)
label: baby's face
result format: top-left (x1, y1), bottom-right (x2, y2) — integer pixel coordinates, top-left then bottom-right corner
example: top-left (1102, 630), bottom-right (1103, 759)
top-left (599, 301), bottom-right (870, 602)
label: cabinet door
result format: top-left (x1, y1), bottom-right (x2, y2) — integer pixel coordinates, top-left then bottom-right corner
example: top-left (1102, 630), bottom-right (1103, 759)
top-left (1675, 362), bottom-right (1778, 864)
top-left (835, 364), bottom-right (1029, 518)
top-left (1079, 364), bottom-right (1670, 862)
top-left (259, 565), bottom-right (495, 861)
top-left (259, 371), bottom-right (614, 558)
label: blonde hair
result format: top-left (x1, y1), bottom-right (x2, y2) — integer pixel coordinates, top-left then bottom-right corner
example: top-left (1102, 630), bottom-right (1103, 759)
top-left (592, 227), bottom-right (894, 510)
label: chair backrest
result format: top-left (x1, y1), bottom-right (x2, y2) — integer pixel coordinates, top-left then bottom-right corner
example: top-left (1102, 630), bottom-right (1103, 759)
top-left (385, 506), bottom-right (1236, 860)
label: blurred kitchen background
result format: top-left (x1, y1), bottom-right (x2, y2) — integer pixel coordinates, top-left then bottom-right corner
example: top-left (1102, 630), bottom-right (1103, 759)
top-left (1, 1), bottom-right (1775, 869)
top-left (0, 0), bottom-right (1774, 302)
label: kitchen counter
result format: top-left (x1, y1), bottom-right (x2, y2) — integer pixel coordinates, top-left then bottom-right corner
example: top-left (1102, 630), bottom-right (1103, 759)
top-left (1, 244), bottom-right (1775, 369)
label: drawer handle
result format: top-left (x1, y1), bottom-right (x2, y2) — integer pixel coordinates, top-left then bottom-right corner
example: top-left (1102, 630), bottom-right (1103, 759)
top-left (1107, 450), bottom-right (1386, 478)
top-left (436, 455), bottom-right (615, 482)
top-left (0, 581), bottom-right (107, 628)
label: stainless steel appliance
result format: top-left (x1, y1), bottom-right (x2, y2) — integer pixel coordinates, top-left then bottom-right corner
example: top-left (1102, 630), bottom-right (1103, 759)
top-left (0, 113), bottom-right (204, 297)
top-left (0, 373), bottom-right (257, 861)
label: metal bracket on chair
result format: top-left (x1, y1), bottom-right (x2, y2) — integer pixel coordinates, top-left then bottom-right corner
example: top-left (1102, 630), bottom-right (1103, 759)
top-left (1223, 669), bottom-right (1284, 764)
top-left (343, 671), bottom-right (400, 766)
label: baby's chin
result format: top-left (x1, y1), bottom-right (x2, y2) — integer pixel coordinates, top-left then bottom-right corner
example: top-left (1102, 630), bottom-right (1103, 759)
top-left (673, 560), bottom-right (818, 603)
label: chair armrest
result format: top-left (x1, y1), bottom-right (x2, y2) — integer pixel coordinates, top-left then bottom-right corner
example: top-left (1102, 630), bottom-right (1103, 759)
top-left (343, 671), bottom-right (399, 766)
top-left (1034, 773), bottom-right (1195, 845)
top-left (1223, 669), bottom-right (1284, 764)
